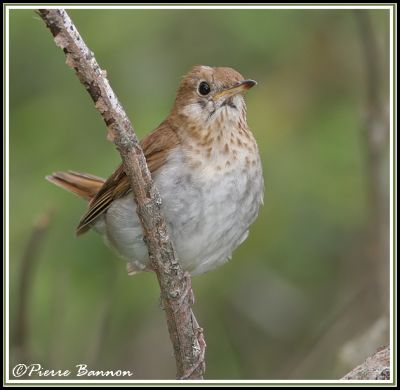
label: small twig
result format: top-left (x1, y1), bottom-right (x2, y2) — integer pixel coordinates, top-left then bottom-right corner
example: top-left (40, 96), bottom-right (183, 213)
top-left (355, 10), bottom-right (389, 222)
top-left (342, 346), bottom-right (390, 380)
top-left (354, 10), bottom-right (390, 312)
top-left (37, 9), bottom-right (205, 379)
top-left (13, 212), bottom-right (52, 361)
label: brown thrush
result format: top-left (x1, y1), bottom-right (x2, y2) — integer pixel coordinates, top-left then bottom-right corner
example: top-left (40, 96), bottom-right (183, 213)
top-left (47, 65), bottom-right (264, 275)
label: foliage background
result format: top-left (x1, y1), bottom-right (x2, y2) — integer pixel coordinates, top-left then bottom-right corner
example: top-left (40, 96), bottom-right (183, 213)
top-left (9, 8), bottom-right (391, 379)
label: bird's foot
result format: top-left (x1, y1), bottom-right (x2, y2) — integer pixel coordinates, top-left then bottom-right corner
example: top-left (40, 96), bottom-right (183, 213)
top-left (179, 311), bottom-right (206, 379)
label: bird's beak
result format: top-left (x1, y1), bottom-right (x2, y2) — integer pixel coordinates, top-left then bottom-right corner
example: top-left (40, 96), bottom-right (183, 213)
top-left (214, 79), bottom-right (257, 100)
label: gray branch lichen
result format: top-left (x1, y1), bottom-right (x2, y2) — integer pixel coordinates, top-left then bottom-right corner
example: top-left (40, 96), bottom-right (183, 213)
top-left (38, 8), bottom-right (205, 380)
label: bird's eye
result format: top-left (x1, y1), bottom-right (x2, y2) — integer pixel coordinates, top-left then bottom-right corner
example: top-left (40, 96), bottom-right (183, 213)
top-left (198, 81), bottom-right (211, 96)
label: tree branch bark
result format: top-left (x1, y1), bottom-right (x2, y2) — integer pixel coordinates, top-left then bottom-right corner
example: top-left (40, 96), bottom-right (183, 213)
top-left (342, 346), bottom-right (390, 380)
top-left (37, 8), bottom-right (205, 379)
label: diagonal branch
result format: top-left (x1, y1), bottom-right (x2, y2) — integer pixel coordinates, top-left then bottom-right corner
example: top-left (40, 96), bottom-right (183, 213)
top-left (37, 8), bottom-right (205, 379)
top-left (342, 346), bottom-right (390, 380)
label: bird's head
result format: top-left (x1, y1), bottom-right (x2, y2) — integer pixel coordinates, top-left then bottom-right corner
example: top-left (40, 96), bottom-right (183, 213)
top-left (171, 65), bottom-right (256, 129)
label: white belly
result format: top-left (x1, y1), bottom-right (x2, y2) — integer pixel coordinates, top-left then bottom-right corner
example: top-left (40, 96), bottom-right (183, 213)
top-left (96, 148), bottom-right (263, 275)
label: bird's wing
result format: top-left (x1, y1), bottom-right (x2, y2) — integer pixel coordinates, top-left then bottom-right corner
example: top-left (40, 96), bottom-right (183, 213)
top-left (76, 120), bottom-right (180, 235)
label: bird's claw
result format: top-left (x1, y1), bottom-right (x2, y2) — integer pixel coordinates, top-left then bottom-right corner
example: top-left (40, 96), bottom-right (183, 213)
top-left (179, 312), bottom-right (206, 379)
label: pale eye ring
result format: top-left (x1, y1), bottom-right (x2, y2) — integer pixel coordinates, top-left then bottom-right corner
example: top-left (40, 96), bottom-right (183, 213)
top-left (198, 81), bottom-right (211, 96)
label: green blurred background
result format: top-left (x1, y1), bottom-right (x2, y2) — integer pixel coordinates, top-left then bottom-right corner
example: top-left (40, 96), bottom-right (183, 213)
top-left (9, 8), bottom-right (391, 380)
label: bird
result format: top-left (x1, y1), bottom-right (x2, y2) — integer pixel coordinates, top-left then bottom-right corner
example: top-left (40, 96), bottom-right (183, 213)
top-left (46, 65), bottom-right (264, 276)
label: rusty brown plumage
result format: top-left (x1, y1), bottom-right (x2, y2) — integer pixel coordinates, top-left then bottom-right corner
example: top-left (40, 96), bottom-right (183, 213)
top-left (45, 171), bottom-right (105, 201)
top-left (47, 65), bottom-right (259, 238)
top-left (46, 120), bottom-right (181, 235)
top-left (76, 120), bottom-right (180, 235)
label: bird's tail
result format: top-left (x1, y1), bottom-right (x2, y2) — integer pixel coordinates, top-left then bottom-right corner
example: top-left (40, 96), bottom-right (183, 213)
top-left (46, 171), bottom-right (105, 201)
